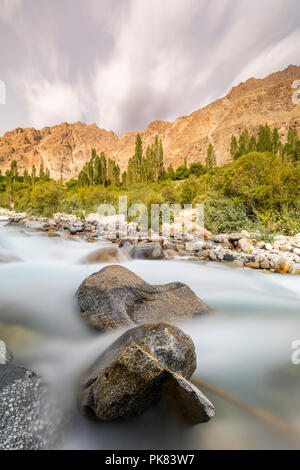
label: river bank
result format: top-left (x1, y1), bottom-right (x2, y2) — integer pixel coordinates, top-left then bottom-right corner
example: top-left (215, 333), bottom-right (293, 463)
top-left (1, 208), bottom-right (300, 275)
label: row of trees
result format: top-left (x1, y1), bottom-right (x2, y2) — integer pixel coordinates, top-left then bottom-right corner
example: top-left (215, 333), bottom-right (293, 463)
top-left (0, 161), bottom-right (52, 207)
top-left (126, 134), bottom-right (165, 185)
top-left (77, 134), bottom-right (165, 188)
top-left (77, 149), bottom-right (121, 187)
top-left (0, 161), bottom-right (51, 185)
top-left (76, 133), bottom-right (218, 188)
top-left (0, 135), bottom-right (214, 194)
top-left (230, 124), bottom-right (300, 162)
top-left (1, 124), bottom-right (298, 195)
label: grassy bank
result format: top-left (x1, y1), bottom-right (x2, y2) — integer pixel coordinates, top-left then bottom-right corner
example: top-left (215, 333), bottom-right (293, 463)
top-left (1, 151), bottom-right (299, 238)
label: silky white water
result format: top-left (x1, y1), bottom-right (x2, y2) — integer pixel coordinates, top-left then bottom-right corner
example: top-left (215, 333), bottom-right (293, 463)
top-left (0, 220), bottom-right (300, 450)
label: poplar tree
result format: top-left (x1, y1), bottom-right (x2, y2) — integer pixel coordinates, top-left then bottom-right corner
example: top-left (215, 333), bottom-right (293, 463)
top-left (230, 135), bottom-right (238, 159)
top-left (257, 124), bottom-right (272, 152)
top-left (31, 165), bottom-right (36, 185)
top-left (206, 144), bottom-right (216, 169)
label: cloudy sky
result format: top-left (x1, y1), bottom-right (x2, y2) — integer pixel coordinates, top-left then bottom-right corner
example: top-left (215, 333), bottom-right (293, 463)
top-left (0, 0), bottom-right (299, 137)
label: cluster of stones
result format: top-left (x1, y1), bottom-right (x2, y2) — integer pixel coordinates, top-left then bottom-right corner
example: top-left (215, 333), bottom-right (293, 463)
top-left (114, 228), bottom-right (300, 274)
top-left (186, 231), bottom-right (300, 274)
top-left (77, 265), bottom-right (215, 424)
top-left (181, 231), bottom-right (300, 274)
top-left (5, 212), bottom-right (99, 242)
top-left (2, 208), bottom-right (299, 274)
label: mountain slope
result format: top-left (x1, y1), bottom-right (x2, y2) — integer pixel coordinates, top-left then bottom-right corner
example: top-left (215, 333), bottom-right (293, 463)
top-left (0, 65), bottom-right (299, 179)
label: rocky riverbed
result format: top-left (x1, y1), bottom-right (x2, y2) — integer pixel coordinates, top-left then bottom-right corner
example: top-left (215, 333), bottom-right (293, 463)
top-left (0, 215), bottom-right (300, 450)
top-left (0, 209), bottom-right (218, 448)
top-left (1, 208), bottom-right (300, 274)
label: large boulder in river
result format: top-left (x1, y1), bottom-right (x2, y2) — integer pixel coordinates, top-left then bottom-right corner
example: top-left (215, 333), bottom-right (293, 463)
top-left (77, 265), bottom-right (210, 331)
top-left (0, 365), bottom-right (60, 449)
top-left (79, 323), bottom-right (215, 424)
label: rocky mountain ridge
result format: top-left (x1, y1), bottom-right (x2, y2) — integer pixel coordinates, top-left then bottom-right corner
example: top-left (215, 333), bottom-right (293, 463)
top-left (0, 64), bottom-right (299, 179)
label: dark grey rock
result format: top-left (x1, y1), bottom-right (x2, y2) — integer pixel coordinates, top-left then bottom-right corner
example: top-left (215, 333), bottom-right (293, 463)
top-left (0, 365), bottom-right (61, 450)
top-left (79, 323), bottom-right (215, 424)
top-left (133, 241), bottom-right (165, 260)
top-left (77, 265), bottom-right (211, 331)
top-left (223, 253), bottom-right (236, 262)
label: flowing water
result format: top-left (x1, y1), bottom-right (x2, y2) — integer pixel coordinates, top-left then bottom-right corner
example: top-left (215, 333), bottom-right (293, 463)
top-left (0, 219), bottom-right (300, 450)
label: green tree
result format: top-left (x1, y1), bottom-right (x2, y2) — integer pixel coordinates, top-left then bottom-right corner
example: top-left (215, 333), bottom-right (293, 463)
top-left (272, 128), bottom-right (280, 154)
top-left (180, 177), bottom-right (198, 205)
top-left (206, 143), bottom-right (216, 169)
top-left (287, 127), bottom-right (298, 146)
top-left (248, 135), bottom-right (257, 152)
top-left (122, 171), bottom-right (127, 187)
top-left (174, 164), bottom-right (190, 180)
top-left (10, 160), bottom-right (18, 183)
top-left (257, 124), bottom-right (272, 152)
top-left (30, 182), bottom-right (64, 216)
top-left (135, 133), bottom-right (143, 181)
top-left (189, 162), bottom-right (206, 177)
top-left (230, 135), bottom-right (238, 159)
top-left (23, 168), bottom-right (30, 185)
top-left (39, 163), bottom-right (45, 182)
top-left (31, 165), bottom-right (36, 185)
top-left (166, 164), bottom-right (175, 180)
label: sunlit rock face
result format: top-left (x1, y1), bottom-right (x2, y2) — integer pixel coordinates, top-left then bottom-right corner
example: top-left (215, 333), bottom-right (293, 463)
top-left (0, 65), bottom-right (299, 179)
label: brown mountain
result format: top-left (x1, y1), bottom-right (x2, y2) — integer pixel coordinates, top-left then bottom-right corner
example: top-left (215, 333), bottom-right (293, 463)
top-left (0, 65), bottom-right (299, 180)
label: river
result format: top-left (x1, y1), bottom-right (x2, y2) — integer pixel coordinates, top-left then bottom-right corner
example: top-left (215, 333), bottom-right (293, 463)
top-left (0, 219), bottom-right (300, 450)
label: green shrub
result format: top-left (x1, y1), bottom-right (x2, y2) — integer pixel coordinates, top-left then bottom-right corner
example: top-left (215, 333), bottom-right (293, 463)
top-left (203, 195), bottom-right (252, 234)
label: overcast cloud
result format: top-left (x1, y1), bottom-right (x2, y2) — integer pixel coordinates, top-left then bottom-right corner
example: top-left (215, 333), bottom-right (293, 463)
top-left (0, 0), bottom-right (299, 136)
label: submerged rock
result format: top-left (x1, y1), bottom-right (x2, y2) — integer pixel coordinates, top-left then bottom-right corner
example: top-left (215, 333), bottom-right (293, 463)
top-left (132, 241), bottom-right (165, 260)
top-left (77, 265), bottom-right (210, 331)
top-left (22, 220), bottom-right (44, 231)
top-left (47, 232), bottom-right (60, 238)
top-left (0, 365), bottom-right (60, 450)
top-left (82, 246), bottom-right (131, 264)
top-left (0, 251), bottom-right (22, 263)
top-left (79, 323), bottom-right (215, 424)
